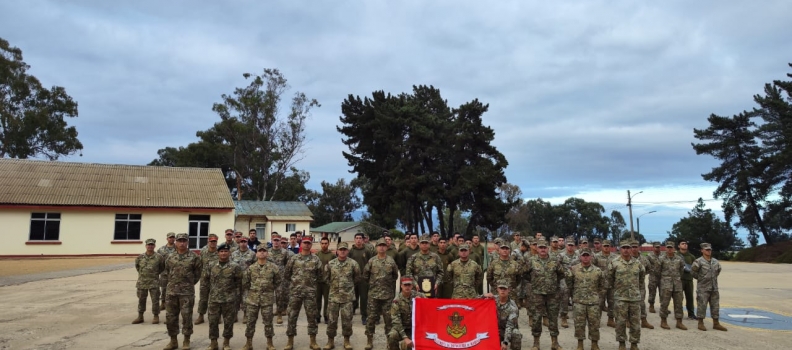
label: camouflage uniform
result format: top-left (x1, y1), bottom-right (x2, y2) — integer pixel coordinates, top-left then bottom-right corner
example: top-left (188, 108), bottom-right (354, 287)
top-left (163, 248), bottom-right (202, 337)
top-left (435, 248), bottom-right (455, 298)
top-left (349, 244), bottom-right (373, 319)
top-left (268, 246), bottom-right (294, 315)
top-left (634, 250), bottom-right (652, 319)
top-left (567, 257), bottom-right (605, 342)
top-left (405, 250), bottom-right (445, 297)
top-left (156, 243), bottom-right (176, 303)
top-left (363, 254), bottom-right (399, 336)
top-left (197, 246), bottom-right (219, 316)
top-left (691, 252), bottom-right (722, 320)
top-left (524, 251), bottom-right (568, 337)
top-left (387, 290), bottom-right (424, 350)
top-left (469, 242), bottom-right (486, 294)
top-left (324, 255), bottom-right (362, 338)
top-left (608, 253), bottom-right (645, 345)
top-left (594, 249), bottom-right (616, 318)
top-left (231, 248), bottom-right (256, 314)
top-left (486, 255), bottom-right (522, 302)
top-left (559, 247), bottom-right (579, 318)
top-left (659, 250), bottom-right (685, 320)
top-left (446, 255), bottom-right (483, 299)
top-left (135, 251), bottom-right (164, 316)
top-left (646, 245), bottom-right (662, 307)
top-left (243, 259), bottom-right (281, 338)
top-left (489, 292), bottom-right (521, 350)
top-left (200, 259), bottom-right (244, 340)
top-left (284, 252), bottom-right (323, 336)
top-left (316, 248), bottom-right (336, 322)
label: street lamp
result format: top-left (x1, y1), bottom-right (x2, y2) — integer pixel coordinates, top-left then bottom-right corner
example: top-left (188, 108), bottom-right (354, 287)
top-left (636, 210), bottom-right (657, 237)
top-left (627, 190), bottom-right (643, 241)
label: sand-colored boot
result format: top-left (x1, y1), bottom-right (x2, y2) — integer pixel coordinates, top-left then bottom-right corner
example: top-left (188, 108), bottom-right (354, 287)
top-left (323, 337), bottom-right (335, 350)
top-left (222, 338), bottom-right (231, 350)
top-left (561, 316), bottom-right (569, 328)
top-left (607, 317), bottom-right (615, 328)
top-left (713, 319), bottom-right (728, 331)
top-left (576, 339), bottom-right (584, 350)
top-left (543, 317), bottom-right (549, 327)
top-left (641, 317), bottom-right (654, 329)
top-left (182, 335), bottom-right (191, 350)
top-left (660, 318), bottom-right (670, 329)
top-left (551, 336), bottom-right (563, 350)
top-left (309, 335), bottom-right (320, 350)
top-left (618, 342), bottom-right (626, 350)
top-left (132, 313), bottom-right (144, 324)
top-left (531, 336), bottom-right (540, 350)
top-left (698, 319), bottom-right (707, 331)
top-left (266, 337), bottom-right (276, 350)
top-left (206, 339), bottom-right (218, 350)
top-left (591, 341), bottom-right (600, 350)
top-left (195, 314), bottom-right (205, 325)
top-left (152, 314), bottom-right (160, 324)
top-left (241, 337), bottom-right (253, 350)
top-left (649, 304), bottom-right (655, 313)
top-left (675, 318), bottom-right (687, 330)
top-left (163, 336), bottom-right (179, 350)
top-left (276, 312), bottom-right (283, 325)
top-left (630, 343), bottom-right (640, 350)
top-left (343, 337), bottom-right (353, 350)
top-left (364, 335), bottom-right (374, 350)
top-left (284, 336), bottom-right (294, 350)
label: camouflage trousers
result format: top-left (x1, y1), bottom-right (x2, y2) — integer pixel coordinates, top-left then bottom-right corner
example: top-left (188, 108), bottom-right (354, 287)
top-left (559, 280), bottom-right (569, 317)
top-left (354, 281), bottom-right (369, 319)
top-left (286, 288), bottom-right (318, 336)
top-left (659, 290), bottom-right (683, 319)
top-left (573, 303), bottom-right (601, 341)
top-left (276, 280), bottom-right (290, 315)
top-left (647, 275), bottom-right (659, 305)
top-left (244, 303), bottom-right (274, 338)
top-left (197, 277), bottom-right (209, 315)
top-left (639, 284), bottom-right (647, 319)
top-left (327, 301), bottom-right (353, 338)
top-left (137, 287), bottom-right (160, 314)
top-left (530, 293), bottom-right (560, 337)
top-left (696, 290), bottom-right (720, 320)
top-left (316, 282), bottom-right (330, 320)
top-left (387, 330), bottom-right (411, 350)
top-left (159, 275), bottom-right (168, 303)
top-left (208, 301), bottom-right (235, 340)
top-left (165, 294), bottom-right (195, 337)
top-left (600, 289), bottom-right (614, 319)
top-left (614, 300), bottom-right (640, 344)
top-left (499, 329), bottom-right (522, 350)
top-left (365, 298), bottom-right (393, 336)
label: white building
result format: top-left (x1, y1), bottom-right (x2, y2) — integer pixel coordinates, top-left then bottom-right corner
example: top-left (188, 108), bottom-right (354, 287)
top-left (233, 200), bottom-right (313, 243)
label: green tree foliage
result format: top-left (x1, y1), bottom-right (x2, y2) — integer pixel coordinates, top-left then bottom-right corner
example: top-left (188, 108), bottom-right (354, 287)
top-left (0, 37), bottom-right (82, 159)
top-left (307, 178), bottom-right (362, 227)
top-left (502, 195), bottom-right (622, 242)
top-left (619, 231), bottom-right (647, 246)
top-left (667, 198), bottom-right (744, 258)
top-left (338, 86), bottom-right (510, 237)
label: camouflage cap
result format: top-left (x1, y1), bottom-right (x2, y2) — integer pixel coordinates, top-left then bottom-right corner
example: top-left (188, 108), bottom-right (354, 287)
top-left (208, 233), bottom-right (219, 241)
top-left (579, 248), bottom-right (592, 256)
top-left (580, 236), bottom-right (589, 243)
top-left (257, 246), bottom-right (268, 252)
top-left (700, 242), bottom-right (712, 250)
top-left (166, 232), bottom-right (176, 238)
top-left (494, 238), bottom-right (503, 245)
top-left (499, 241), bottom-right (510, 249)
top-left (653, 241), bottom-right (661, 247)
top-left (537, 239), bottom-right (548, 247)
top-left (550, 236), bottom-right (559, 242)
top-left (665, 240), bottom-right (675, 248)
top-left (602, 239), bottom-right (612, 246)
top-left (217, 243), bottom-right (230, 251)
top-left (175, 233), bottom-right (189, 241)
top-left (630, 240), bottom-right (639, 247)
top-left (376, 238), bottom-right (388, 246)
top-left (419, 234), bottom-right (431, 243)
top-left (458, 244), bottom-right (470, 251)
top-left (145, 238), bottom-right (156, 245)
top-left (337, 242), bottom-right (349, 250)
top-left (565, 236), bottom-right (575, 245)
top-left (496, 279), bottom-right (510, 289)
top-left (593, 237), bottom-right (601, 243)
top-left (527, 237), bottom-right (536, 244)
top-left (620, 240), bottom-right (631, 248)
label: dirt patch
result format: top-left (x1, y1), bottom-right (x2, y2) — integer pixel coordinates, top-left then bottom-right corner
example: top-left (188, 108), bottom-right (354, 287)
top-left (0, 257), bottom-right (136, 277)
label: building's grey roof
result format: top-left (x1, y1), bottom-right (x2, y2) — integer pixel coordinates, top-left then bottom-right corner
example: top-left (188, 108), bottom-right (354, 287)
top-left (234, 200), bottom-right (313, 221)
top-left (311, 221), bottom-right (362, 233)
top-left (0, 159), bottom-right (234, 209)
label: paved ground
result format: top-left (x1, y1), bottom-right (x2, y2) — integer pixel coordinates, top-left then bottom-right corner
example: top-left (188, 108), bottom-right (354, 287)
top-left (0, 257), bottom-right (135, 278)
top-left (0, 261), bottom-right (789, 350)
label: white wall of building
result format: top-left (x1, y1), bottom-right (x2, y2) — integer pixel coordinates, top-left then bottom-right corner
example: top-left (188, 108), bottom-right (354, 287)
top-left (234, 216), bottom-right (312, 243)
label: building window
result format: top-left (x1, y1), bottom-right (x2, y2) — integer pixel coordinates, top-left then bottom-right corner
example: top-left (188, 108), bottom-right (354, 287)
top-left (188, 214), bottom-right (210, 249)
top-left (30, 213), bottom-right (61, 241)
top-left (255, 223), bottom-right (266, 238)
top-left (114, 214), bottom-right (142, 240)
top-left (285, 223), bottom-right (296, 232)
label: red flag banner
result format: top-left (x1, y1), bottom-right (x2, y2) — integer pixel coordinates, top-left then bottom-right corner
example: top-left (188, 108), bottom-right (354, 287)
top-left (413, 298), bottom-right (500, 349)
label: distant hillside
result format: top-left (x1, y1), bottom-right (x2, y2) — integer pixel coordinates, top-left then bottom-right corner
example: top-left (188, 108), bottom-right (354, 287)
top-left (734, 240), bottom-right (792, 263)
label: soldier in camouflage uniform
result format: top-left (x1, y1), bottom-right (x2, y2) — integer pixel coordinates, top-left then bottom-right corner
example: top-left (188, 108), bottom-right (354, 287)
top-left (242, 246), bottom-right (281, 350)
top-left (387, 277), bottom-right (424, 350)
top-left (595, 240), bottom-right (616, 327)
top-left (162, 233), bottom-right (202, 350)
top-left (524, 239), bottom-right (568, 350)
top-left (405, 235), bottom-right (445, 298)
top-left (658, 240), bottom-right (687, 331)
top-left (196, 233), bottom-right (220, 325)
top-left (349, 233), bottom-right (373, 323)
top-left (362, 239), bottom-right (400, 350)
top-left (201, 243), bottom-right (244, 350)
top-left (283, 237), bottom-right (323, 350)
top-left (558, 236), bottom-right (580, 328)
top-left (157, 232), bottom-right (177, 310)
top-left (133, 238), bottom-right (164, 325)
top-left (510, 232), bottom-right (523, 251)
top-left (520, 238), bottom-right (539, 317)
top-left (691, 243), bottom-right (727, 332)
top-left (223, 229), bottom-right (238, 252)
top-left (446, 244), bottom-right (483, 299)
top-left (567, 248), bottom-right (605, 350)
top-left (607, 241), bottom-right (645, 350)
top-left (481, 280), bottom-right (521, 350)
top-left (323, 242), bottom-right (362, 350)
top-left (268, 235), bottom-right (294, 324)
top-left (629, 241), bottom-right (655, 329)
top-left (645, 242), bottom-right (662, 313)
top-left (487, 241), bottom-right (522, 304)
top-left (316, 237), bottom-right (336, 325)
top-left (435, 237), bottom-right (455, 298)
top-left (231, 236), bottom-right (256, 320)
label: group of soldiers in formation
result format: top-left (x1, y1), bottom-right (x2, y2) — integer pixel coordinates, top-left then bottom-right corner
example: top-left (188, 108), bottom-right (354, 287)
top-left (134, 229), bottom-right (726, 350)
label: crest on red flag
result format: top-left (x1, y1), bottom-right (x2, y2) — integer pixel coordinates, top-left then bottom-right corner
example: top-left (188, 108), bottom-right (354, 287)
top-left (413, 298), bottom-right (500, 349)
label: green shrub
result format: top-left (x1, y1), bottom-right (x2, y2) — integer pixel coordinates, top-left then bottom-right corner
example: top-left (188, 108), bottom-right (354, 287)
top-left (773, 250), bottom-right (792, 264)
top-left (733, 247), bottom-right (758, 262)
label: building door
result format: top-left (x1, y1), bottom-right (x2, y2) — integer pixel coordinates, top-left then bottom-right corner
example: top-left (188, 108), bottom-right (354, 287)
top-left (188, 214), bottom-right (210, 249)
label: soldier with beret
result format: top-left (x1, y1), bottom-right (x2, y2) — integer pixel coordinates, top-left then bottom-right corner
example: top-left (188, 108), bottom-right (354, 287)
top-left (133, 238), bottom-right (164, 325)
top-left (162, 233), bottom-right (202, 350)
top-left (691, 243), bottom-right (727, 332)
top-left (201, 243), bottom-right (244, 350)
top-left (157, 232), bottom-right (177, 310)
top-left (241, 246), bottom-right (281, 350)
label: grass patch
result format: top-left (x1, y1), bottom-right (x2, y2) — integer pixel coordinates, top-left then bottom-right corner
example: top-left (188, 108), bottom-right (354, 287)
top-left (733, 247), bottom-right (758, 262)
top-left (773, 250), bottom-right (792, 264)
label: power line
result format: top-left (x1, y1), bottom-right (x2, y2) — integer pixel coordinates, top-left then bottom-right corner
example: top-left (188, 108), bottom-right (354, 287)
top-left (631, 198), bottom-right (718, 205)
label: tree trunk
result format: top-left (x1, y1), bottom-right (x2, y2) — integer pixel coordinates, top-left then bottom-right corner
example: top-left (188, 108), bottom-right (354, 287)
top-left (736, 150), bottom-right (773, 244)
top-left (422, 203), bottom-right (433, 233)
top-left (448, 203), bottom-right (456, 240)
top-left (416, 203), bottom-right (426, 234)
top-left (437, 203), bottom-right (446, 238)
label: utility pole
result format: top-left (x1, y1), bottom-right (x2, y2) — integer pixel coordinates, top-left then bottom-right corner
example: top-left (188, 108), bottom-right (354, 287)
top-left (627, 190), bottom-right (635, 241)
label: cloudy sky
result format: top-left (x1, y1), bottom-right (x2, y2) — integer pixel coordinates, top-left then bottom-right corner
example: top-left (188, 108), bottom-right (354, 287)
top-left (2, 0), bottom-right (791, 242)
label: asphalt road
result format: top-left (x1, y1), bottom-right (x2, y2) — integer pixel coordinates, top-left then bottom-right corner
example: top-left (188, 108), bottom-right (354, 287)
top-left (0, 261), bottom-right (789, 350)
